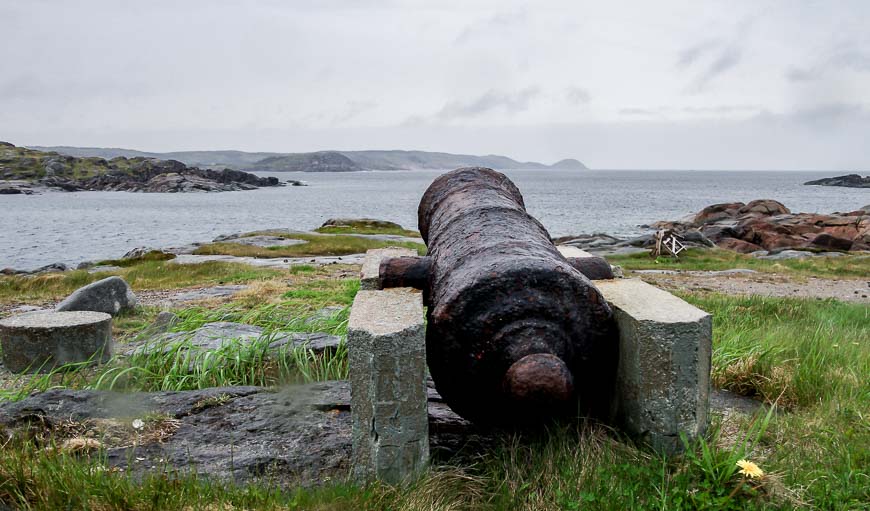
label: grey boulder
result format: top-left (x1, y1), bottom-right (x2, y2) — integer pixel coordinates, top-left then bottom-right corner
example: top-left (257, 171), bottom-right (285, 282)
top-left (56, 276), bottom-right (137, 316)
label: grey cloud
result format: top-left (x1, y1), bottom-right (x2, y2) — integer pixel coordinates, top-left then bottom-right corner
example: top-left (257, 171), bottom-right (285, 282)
top-left (455, 8), bottom-right (528, 44)
top-left (331, 100), bottom-right (378, 124)
top-left (435, 87), bottom-right (540, 121)
top-left (786, 43), bottom-right (870, 82)
top-left (681, 105), bottom-right (762, 115)
top-left (0, 73), bottom-right (151, 100)
top-left (829, 44), bottom-right (870, 72)
top-left (565, 87), bottom-right (591, 105)
top-left (790, 102), bottom-right (869, 127)
top-left (619, 104), bottom-right (762, 118)
top-left (676, 40), bottom-right (720, 68)
top-left (785, 67), bottom-right (816, 82)
top-left (689, 45), bottom-right (742, 91)
top-left (619, 108), bottom-right (658, 117)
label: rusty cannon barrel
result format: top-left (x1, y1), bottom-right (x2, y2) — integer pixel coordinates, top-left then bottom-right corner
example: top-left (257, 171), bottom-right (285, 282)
top-left (383, 167), bottom-right (616, 426)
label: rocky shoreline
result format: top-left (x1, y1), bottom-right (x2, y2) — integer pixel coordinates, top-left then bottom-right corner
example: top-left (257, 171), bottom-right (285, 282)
top-left (3, 200), bottom-right (869, 275)
top-left (0, 142), bottom-right (284, 194)
top-left (804, 174), bottom-right (870, 188)
top-left (558, 200), bottom-right (870, 257)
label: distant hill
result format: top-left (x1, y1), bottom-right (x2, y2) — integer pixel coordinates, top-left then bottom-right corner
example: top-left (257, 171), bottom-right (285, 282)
top-left (549, 158), bottom-right (586, 170)
top-left (32, 146), bottom-right (588, 172)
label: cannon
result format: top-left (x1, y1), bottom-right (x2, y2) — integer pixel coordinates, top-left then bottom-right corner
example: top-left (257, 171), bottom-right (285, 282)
top-left (379, 167), bottom-right (617, 426)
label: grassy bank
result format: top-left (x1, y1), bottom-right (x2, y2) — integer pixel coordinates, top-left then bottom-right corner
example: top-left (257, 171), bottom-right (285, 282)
top-left (0, 261), bottom-right (280, 304)
top-left (193, 232), bottom-right (425, 258)
top-left (0, 265), bottom-right (358, 399)
top-left (314, 219), bottom-right (420, 238)
top-left (0, 251), bottom-right (866, 509)
top-left (606, 248), bottom-right (870, 279)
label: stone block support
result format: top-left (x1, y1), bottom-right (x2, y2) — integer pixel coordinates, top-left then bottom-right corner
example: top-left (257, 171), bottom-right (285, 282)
top-left (595, 279), bottom-right (712, 454)
top-left (348, 288), bottom-right (428, 483)
top-left (359, 247), bottom-right (418, 290)
top-left (0, 311), bottom-right (113, 373)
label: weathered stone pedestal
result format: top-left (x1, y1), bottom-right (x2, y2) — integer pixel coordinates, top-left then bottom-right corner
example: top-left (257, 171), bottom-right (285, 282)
top-left (348, 288), bottom-right (428, 483)
top-left (595, 279), bottom-right (712, 454)
top-left (0, 311), bottom-right (113, 372)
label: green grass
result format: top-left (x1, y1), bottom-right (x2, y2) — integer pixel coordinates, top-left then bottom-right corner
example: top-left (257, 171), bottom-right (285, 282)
top-left (95, 250), bottom-right (177, 267)
top-left (314, 225), bottom-right (421, 237)
top-left (0, 272), bottom-right (359, 400)
top-left (91, 336), bottom-right (348, 392)
top-left (0, 321), bottom-right (350, 400)
top-left (311, 218), bottom-right (420, 238)
top-left (1, 268), bottom-right (867, 509)
top-left (606, 248), bottom-right (870, 279)
top-left (683, 293), bottom-right (869, 409)
top-left (0, 261), bottom-right (280, 304)
top-left (193, 233), bottom-right (426, 258)
top-left (0, 440), bottom-right (371, 510)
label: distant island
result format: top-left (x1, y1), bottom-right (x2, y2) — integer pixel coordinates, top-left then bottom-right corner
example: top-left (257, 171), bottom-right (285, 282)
top-left (0, 142), bottom-right (282, 194)
top-left (31, 146), bottom-right (588, 173)
top-left (804, 174), bottom-right (870, 189)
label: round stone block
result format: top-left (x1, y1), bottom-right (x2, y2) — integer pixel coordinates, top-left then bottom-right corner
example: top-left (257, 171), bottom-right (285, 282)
top-left (0, 311), bottom-right (113, 373)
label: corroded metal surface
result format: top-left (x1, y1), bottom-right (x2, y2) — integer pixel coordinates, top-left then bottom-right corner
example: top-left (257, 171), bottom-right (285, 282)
top-left (414, 167), bottom-right (616, 426)
top-left (566, 256), bottom-right (615, 280)
top-left (378, 256), bottom-right (432, 292)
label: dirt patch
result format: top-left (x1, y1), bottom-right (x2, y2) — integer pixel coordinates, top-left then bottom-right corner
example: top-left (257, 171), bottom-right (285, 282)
top-left (634, 272), bottom-right (870, 303)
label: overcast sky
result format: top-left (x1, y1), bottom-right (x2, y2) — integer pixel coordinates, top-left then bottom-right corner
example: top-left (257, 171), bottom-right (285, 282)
top-left (2, 0), bottom-right (869, 169)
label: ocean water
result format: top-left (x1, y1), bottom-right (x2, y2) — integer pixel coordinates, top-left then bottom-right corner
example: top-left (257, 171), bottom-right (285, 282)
top-left (2, 170), bottom-right (867, 271)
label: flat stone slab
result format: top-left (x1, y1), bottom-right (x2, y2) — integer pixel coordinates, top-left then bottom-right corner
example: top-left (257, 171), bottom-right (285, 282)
top-left (170, 254), bottom-right (366, 268)
top-left (169, 285), bottom-right (249, 303)
top-left (0, 381), bottom-right (482, 488)
top-left (359, 247), bottom-right (418, 290)
top-left (556, 245), bottom-right (596, 258)
top-left (220, 235), bottom-right (309, 248)
top-left (86, 265), bottom-right (124, 274)
top-left (303, 306), bottom-right (346, 325)
top-left (633, 269), bottom-right (758, 276)
top-left (347, 233), bottom-right (423, 244)
top-left (124, 321), bottom-right (341, 357)
top-left (594, 279), bottom-right (712, 454)
top-left (0, 311), bottom-right (113, 372)
top-left (596, 279), bottom-right (710, 324)
top-left (757, 250), bottom-right (845, 260)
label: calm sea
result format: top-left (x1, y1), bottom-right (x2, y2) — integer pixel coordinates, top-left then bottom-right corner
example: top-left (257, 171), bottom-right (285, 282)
top-left (2, 170), bottom-right (868, 270)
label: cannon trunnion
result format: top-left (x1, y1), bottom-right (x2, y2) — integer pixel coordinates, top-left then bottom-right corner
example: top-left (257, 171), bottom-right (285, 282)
top-left (382, 167), bottom-right (616, 426)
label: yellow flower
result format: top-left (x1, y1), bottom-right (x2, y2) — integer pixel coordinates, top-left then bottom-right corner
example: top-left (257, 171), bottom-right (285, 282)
top-left (736, 459), bottom-right (764, 479)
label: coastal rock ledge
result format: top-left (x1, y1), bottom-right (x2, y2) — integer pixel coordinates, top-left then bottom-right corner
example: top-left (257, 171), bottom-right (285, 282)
top-left (0, 142), bottom-right (282, 193)
top-left (653, 199), bottom-right (870, 253)
top-left (804, 174), bottom-right (870, 188)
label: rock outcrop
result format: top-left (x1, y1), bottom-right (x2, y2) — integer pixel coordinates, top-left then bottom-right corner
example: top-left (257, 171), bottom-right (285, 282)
top-left (56, 276), bottom-right (137, 315)
top-left (804, 174), bottom-right (870, 188)
top-left (0, 381), bottom-right (483, 487)
top-left (0, 142), bottom-right (282, 193)
top-left (653, 199), bottom-right (870, 253)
